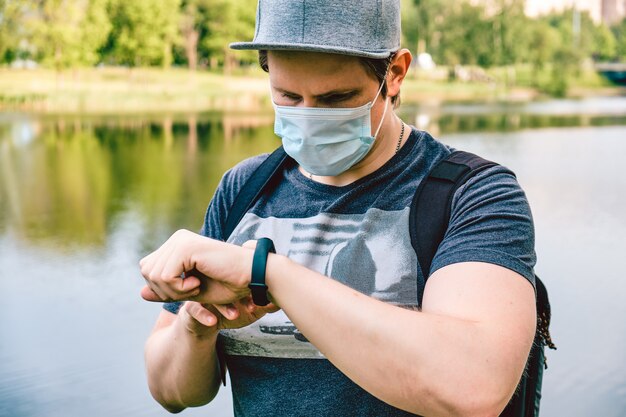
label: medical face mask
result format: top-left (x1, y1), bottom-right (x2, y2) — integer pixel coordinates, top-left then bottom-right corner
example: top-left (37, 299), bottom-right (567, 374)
top-left (272, 79), bottom-right (389, 177)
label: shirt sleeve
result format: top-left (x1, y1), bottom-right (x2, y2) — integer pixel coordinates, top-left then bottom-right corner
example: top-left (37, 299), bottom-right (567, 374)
top-left (430, 165), bottom-right (537, 288)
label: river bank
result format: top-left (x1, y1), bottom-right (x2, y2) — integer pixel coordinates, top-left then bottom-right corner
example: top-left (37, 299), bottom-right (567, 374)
top-left (1, 67), bottom-right (624, 115)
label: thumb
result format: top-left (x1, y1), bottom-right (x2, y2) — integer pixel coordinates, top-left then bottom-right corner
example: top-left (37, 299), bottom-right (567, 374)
top-left (140, 285), bottom-right (164, 302)
top-left (185, 301), bottom-right (218, 327)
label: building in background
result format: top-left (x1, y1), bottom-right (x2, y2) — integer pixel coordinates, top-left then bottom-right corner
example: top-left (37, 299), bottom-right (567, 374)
top-left (525, 0), bottom-right (626, 24)
top-left (601, 0), bottom-right (626, 24)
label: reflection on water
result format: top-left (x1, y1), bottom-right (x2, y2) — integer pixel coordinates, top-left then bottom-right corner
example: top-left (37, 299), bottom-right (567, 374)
top-left (399, 96), bottom-right (626, 136)
top-left (0, 98), bottom-right (625, 417)
top-left (0, 113), bottom-right (277, 251)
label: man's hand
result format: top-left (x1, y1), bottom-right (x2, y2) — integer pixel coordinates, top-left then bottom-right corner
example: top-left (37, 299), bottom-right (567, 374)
top-left (180, 297), bottom-right (281, 338)
top-left (139, 229), bottom-right (256, 305)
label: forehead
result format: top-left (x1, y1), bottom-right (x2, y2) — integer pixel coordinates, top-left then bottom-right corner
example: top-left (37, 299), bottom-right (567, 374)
top-left (267, 50), bottom-right (376, 92)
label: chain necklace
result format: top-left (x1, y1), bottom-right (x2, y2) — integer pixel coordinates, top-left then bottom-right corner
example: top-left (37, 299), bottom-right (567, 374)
top-left (395, 122), bottom-right (405, 153)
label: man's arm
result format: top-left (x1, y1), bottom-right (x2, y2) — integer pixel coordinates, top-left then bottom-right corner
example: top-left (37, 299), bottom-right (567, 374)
top-left (144, 295), bottom-right (280, 413)
top-left (140, 231), bottom-right (536, 416)
top-left (264, 256), bottom-right (536, 417)
top-left (144, 305), bottom-right (222, 413)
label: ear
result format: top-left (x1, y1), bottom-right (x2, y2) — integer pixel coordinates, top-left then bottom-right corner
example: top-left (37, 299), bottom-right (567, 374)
top-left (386, 49), bottom-right (412, 99)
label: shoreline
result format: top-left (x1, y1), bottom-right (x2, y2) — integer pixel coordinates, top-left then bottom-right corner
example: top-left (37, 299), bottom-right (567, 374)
top-left (1, 67), bottom-right (624, 115)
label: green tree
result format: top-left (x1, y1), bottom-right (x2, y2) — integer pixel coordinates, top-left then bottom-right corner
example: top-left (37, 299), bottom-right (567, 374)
top-left (612, 18), bottom-right (626, 61)
top-left (0, 0), bottom-right (24, 63)
top-left (434, 2), bottom-right (494, 67)
top-left (401, 0), bottom-right (420, 55)
top-left (28, 0), bottom-right (111, 69)
top-left (200, 0), bottom-right (257, 71)
top-left (592, 22), bottom-right (617, 61)
top-left (105, 0), bottom-right (181, 67)
top-left (488, 0), bottom-right (533, 66)
top-left (526, 21), bottom-right (562, 83)
top-left (410, 0), bottom-right (451, 55)
top-left (179, 0), bottom-right (201, 69)
top-left (544, 9), bottom-right (614, 60)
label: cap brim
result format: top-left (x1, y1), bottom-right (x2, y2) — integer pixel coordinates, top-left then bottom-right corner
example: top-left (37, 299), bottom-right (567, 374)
top-left (229, 41), bottom-right (394, 59)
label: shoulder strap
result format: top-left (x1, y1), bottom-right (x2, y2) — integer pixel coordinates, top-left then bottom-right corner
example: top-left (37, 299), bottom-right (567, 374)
top-left (223, 146), bottom-right (290, 241)
top-left (410, 150), bottom-right (498, 305)
top-left (217, 145), bottom-right (289, 387)
top-left (412, 150), bottom-right (555, 417)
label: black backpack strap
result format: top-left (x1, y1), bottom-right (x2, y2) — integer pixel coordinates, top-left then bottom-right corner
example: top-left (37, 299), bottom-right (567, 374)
top-left (223, 146), bottom-right (290, 240)
top-left (409, 150), bottom-right (498, 305)
top-left (411, 150), bottom-right (555, 417)
top-left (217, 145), bottom-right (289, 387)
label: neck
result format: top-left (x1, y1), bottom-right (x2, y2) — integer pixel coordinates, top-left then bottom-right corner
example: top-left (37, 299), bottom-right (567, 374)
top-left (301, 114), bottom-right (406, 187)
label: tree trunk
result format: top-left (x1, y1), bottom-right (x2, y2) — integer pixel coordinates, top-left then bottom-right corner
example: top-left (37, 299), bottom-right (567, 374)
top-left (185, 29), bottom-right (199, 71)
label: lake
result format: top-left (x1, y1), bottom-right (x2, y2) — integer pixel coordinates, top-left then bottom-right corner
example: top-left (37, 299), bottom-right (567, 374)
top-left (1, 96), bottom-right (625, 417)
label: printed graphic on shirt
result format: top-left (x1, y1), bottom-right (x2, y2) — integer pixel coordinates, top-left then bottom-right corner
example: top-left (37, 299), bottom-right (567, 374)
top-left (220, 208), bottom-right (420, 359)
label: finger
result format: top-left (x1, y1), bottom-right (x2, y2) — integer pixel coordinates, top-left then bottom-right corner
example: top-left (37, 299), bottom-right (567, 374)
top-left (140, 285), bottom-right (166, 302)
top-left (213, 303), bottom-right (240, 321)
top-left (148, 252), bottom-right (172, 295)
top-left (180, 275), bottom-right (201, 292)
top-left (260, 302), bottom-right (281, 314)
top-left (241, 296), bottom-right (257, 313)
top-left (139, 251), bottom-right (158, 279)
top-left (242, 240), bottom-right (258, 250)
top-left (158, 245), bottom-right (204, 298)
top-left (185, 301), bottom-right (217, 327)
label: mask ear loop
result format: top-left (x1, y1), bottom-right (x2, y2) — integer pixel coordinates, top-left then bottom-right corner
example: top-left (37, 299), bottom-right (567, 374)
top-left (372, 66), bottom-right (391, 139)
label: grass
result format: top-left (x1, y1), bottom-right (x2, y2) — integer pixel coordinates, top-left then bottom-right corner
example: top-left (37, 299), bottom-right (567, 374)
top-left (0, 67), bottom-right (271, 114)
top-left (0, 66), bottom-right (623, 114)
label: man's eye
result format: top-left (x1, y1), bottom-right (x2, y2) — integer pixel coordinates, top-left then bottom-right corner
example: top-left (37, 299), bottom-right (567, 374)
top-left (322, 94), bottom-right (355, 104)
top-left (281, 93), bottom-right (301, 101)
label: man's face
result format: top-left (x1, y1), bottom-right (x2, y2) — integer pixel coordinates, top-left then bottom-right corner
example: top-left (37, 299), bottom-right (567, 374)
top-left (267, 50), bottom-right (387, 130)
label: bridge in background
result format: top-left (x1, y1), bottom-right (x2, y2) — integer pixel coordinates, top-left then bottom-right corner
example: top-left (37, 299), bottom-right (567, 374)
top-left (596, 63), bottom-right (626, 85)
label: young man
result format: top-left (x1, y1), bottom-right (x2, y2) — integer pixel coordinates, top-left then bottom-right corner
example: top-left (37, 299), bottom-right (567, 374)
top-left (140, 1), bottom-right (537, 416)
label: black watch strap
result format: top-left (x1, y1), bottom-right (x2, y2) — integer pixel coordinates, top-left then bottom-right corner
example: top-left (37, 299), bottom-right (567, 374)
top-left (249, 238), bottom-right (276, 306)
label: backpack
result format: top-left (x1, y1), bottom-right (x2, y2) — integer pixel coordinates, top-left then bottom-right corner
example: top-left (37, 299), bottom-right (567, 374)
top-left (222, 146), bottom-right (556, 417)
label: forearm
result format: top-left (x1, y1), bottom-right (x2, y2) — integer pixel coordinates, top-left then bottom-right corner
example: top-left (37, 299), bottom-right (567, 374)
top-left (144, 316), bottom-right (221, 412)
top-left (266, 255), bottom-right (521, 417)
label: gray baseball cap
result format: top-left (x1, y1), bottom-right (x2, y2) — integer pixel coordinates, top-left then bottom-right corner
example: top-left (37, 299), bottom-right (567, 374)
top-left (230, 0), bottom-right (401, 59)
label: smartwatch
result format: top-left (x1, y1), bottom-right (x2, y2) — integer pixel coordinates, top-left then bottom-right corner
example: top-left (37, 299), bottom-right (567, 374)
top-left (249, 238), bottom-right (276, 306)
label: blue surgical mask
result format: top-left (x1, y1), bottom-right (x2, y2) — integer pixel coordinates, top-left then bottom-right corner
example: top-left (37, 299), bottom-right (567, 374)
top-left (272, 80), bottom-right (389, 176)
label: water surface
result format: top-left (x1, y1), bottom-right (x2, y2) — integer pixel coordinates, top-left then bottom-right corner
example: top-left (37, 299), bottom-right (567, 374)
top-left (1, 97), bottom-right (625, 417)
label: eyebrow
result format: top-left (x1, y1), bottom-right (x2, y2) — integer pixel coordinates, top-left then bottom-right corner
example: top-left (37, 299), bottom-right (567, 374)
top-left (274, 87), bottom-right (362, 100)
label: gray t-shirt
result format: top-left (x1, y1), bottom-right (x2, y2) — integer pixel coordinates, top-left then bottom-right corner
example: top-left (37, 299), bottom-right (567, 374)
top-left (164, 128), bottom-right (536, 416)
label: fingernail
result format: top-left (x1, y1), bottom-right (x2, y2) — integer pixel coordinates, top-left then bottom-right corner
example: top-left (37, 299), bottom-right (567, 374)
top-left (227, 306), bottom-right (238, 317)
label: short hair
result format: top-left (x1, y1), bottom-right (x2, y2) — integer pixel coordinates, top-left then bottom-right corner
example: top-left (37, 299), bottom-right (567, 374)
top-left (258, 50), bottom-right (400, 108)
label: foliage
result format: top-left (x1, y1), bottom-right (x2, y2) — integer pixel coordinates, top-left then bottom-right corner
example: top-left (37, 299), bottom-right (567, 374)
top-left (26, 0), bottom-right (111, 69)
top-left (102, 0), bottom-right (181, 67)
top-left (433, 2), bottom-right (495, 67)
top-left (199, 0), bottom-right (257, 69)
top-left (0, 0), bottom-right (623, 97)
top-left (0, 0), bottom-right (24, 62)
top-left (611, 18), bottom-right (626, 61)
top-left (403, 0), bottom-right (451, 55)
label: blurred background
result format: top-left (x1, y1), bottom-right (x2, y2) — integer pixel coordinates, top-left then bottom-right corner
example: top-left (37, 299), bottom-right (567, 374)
top-left (0, 0), bottom-right (625, 416)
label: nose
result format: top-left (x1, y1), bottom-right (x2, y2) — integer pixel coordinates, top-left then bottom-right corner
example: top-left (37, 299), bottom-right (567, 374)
top-left (300, 98), bottom-right (319, 108)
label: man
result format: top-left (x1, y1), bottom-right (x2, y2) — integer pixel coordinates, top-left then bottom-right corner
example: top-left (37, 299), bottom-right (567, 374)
top-left (140, 1), bottom-right (537, 416)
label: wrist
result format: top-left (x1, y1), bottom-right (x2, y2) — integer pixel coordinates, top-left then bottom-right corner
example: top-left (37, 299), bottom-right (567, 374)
top-left (239, 245), bottom-right (255, 287)
top-left (265, 252), bottom-right (291, 307)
